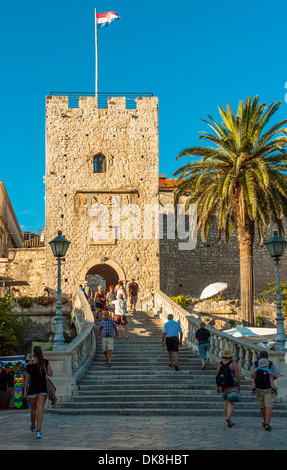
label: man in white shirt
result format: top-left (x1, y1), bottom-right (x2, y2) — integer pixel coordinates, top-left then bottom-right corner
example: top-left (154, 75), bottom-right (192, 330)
top-left (112, 294), bottom-right (128, 339)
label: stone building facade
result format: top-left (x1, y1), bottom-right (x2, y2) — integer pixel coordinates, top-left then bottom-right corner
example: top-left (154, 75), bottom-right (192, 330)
top-left (44, 95), bottom-right (160, 298)
top-left (0, 182), bottom-right (23, 258)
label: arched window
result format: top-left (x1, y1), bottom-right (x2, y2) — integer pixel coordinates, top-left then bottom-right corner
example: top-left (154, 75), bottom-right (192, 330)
top-left (94, 154), bottom-right (106, 173)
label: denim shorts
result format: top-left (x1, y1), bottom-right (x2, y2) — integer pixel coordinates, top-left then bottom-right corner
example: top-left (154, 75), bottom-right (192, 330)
top-left (198, 342), bottom-right (210, 359)
top-left (28, 393), bottom-right (48, 398)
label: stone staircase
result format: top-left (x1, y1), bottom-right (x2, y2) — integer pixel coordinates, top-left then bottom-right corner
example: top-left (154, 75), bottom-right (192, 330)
top-left (49, 310), bottom-right (287, 416)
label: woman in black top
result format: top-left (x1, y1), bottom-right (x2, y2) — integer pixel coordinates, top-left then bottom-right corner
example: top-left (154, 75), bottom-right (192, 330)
top-left (195, 321), bottom-right (211, 370)
top-left (24, 346), bottom-right (53, 438)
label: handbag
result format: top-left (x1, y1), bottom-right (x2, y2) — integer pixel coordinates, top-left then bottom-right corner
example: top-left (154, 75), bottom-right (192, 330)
top-left (44, 364), bottom-right (57, 405)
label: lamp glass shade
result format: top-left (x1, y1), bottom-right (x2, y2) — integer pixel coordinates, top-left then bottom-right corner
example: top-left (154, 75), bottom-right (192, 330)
top-left (49, 231), bottom-right (71, 258)
top-left (264, 231), bottom-right (287, 259)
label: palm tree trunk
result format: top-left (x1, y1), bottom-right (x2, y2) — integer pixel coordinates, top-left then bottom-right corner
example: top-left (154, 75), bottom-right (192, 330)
top-left (236, 220), bottom-right (255, 326)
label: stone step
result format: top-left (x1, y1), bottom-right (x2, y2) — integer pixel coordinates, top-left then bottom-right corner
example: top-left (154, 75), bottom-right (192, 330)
top-left (72, 389), bottom-right (258, 398)
top-left (78, 379), bottom-right (251, 387)
top-left (67, 394), bottom-right (260, 403)
top-left (57, 401), bottom-right (265, 410)
top-left (78, 372), bottom-right (236, 380)
top-left (91, 358), bottom-right (210, 364)
top-left (89, 358), bottom-right (217, 374)
top-left (47, 407), bottom-right (287, 417)
top-left (77, 383), bottom-right (252, 390)
top-left (87, 364), bottom-right (219, 370)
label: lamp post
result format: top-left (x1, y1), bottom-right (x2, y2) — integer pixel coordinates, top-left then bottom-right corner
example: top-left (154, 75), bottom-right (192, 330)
top-left (264, 231), bottom-right (287, 350)
top-left (49, 231), bottom-right (71, 351)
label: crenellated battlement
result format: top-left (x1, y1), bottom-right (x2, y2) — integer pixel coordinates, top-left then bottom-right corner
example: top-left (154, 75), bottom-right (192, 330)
top-left (46, 93), bottom-right (158, 112)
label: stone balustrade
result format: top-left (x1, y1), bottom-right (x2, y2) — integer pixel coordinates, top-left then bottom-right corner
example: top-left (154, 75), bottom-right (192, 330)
top-left (141, 290), bottom-right (287, 396)
top-left (44, 290), bottom-right (96, 403)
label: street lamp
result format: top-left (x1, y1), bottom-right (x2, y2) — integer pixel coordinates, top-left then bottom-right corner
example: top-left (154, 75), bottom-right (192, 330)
top-left (49, 231), bottom-right (71, 351)
top-left (264, 231), bottom-right (287, 350)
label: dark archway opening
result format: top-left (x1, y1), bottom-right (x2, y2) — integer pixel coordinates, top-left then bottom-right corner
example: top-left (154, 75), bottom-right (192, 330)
top-left (86, 264), bottom-right (119, 291)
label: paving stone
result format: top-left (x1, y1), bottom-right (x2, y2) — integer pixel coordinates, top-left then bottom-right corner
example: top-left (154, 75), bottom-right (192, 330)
top-left (0, 410), bottom-right (287, 450)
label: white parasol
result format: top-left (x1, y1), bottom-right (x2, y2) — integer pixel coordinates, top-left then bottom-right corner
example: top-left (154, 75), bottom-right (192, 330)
top-left (200, 282), bottom-right (228, 300)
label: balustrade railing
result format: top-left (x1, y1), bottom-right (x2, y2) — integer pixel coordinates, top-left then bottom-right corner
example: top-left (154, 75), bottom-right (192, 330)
top-left (45, 290), bottom-right (96, 402)
top-left (141, 290), bottom-right (287, 386)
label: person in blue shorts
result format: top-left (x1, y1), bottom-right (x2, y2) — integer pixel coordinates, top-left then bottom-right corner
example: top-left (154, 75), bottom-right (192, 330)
top-left (195, 321), bottom-right (211, 370)
top-left (216, 349), bottom-right (241, 428)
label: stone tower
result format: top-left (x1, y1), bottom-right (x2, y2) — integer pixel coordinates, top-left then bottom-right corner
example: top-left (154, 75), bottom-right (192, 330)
top-left (45, 95), bottom-right (160, 298)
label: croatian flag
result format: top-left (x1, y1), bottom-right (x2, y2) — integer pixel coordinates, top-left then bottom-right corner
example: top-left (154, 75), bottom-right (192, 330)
top-left (96, 11), bottom-right (120, 29)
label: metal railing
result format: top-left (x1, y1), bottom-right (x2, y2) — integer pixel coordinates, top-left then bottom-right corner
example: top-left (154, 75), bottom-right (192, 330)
top-left (49, 92), bottom-right (154, 109)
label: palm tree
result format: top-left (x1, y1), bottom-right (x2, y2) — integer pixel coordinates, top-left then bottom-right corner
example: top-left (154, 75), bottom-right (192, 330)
top-left (173, 96), bottom-right (287, 325)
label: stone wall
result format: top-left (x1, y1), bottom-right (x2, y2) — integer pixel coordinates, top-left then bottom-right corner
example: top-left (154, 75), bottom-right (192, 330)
top-left (0, 247), bottom-right (46, 297)
top-left (159, 191), bottom-right (287, 300)
top-left (12, 300), bottom-right (72, 349)
top-left (186, 300), bottom-right (278, 330)
top-left (45, 95), bottom-right (160, 298)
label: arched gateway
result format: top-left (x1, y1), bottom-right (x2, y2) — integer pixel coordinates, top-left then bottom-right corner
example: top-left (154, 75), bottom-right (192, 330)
top-left (78, 258), bottom-right (126, 288)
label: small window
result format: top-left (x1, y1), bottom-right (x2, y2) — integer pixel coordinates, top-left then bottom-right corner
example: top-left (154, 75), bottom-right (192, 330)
top-left (94, 154), bottom-right (106, 173)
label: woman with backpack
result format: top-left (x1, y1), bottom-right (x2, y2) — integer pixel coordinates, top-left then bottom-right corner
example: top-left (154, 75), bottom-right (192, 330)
top-left (216, 349), bottom-right (241, 427)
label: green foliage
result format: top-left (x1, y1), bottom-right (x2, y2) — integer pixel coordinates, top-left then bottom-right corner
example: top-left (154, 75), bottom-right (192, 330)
top-left (16, 296), bottom-right (33, 308)
top-left (260, 281), bottom-right (287, 297)
top-left (255, 296), bottom-right (269, 302)
top-left (173, 96), bottom-right (287, 245)
top-left (35, 296), bottom-right (55, 305)
top-left (0, 298), bottom-right (30, 355)
top-left (213, 294), bottom-right (226, 301)
top-left (258, 282), bottom-right (287, 316)
top-left (170, 294), bottom-right (191, 309)
top-left (35, 296), bottom-right (69, 305)
top-left (255, 316), bottom-right (265, 327)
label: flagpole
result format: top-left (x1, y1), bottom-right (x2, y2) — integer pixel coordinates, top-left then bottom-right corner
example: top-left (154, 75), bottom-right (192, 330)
top-left (95, 8), bottom-right (98, 105)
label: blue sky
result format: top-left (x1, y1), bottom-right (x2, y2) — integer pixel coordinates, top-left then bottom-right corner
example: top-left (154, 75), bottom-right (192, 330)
top-left (1, 0), bottom-right (287, 233)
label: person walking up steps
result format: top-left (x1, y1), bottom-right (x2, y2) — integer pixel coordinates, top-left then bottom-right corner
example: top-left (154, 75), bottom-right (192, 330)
top-left (216, 349), bottom-right (240, 428)
top-left (195, 321), bottom-right (211, 370)
top-left (24, 346), bottom-right (53, 439)
top-left (250, 350), bottom-right (281, 431)
top-left (162, 314), bottom-right (183, 371)
top-left (127, 278), bottom-right (139, 311)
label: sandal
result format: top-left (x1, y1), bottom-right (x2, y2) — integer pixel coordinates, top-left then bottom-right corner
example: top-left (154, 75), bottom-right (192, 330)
top-left (226, 418), bottom-right (233, 428)
top-left (264, 424), bottom-right (272, 431)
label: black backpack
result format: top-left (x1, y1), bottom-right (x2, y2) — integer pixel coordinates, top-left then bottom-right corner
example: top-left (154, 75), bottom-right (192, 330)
top-left (254, 360), bottom-right (272, 390)
top-left (216, 361), bottom-right (235, 389)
